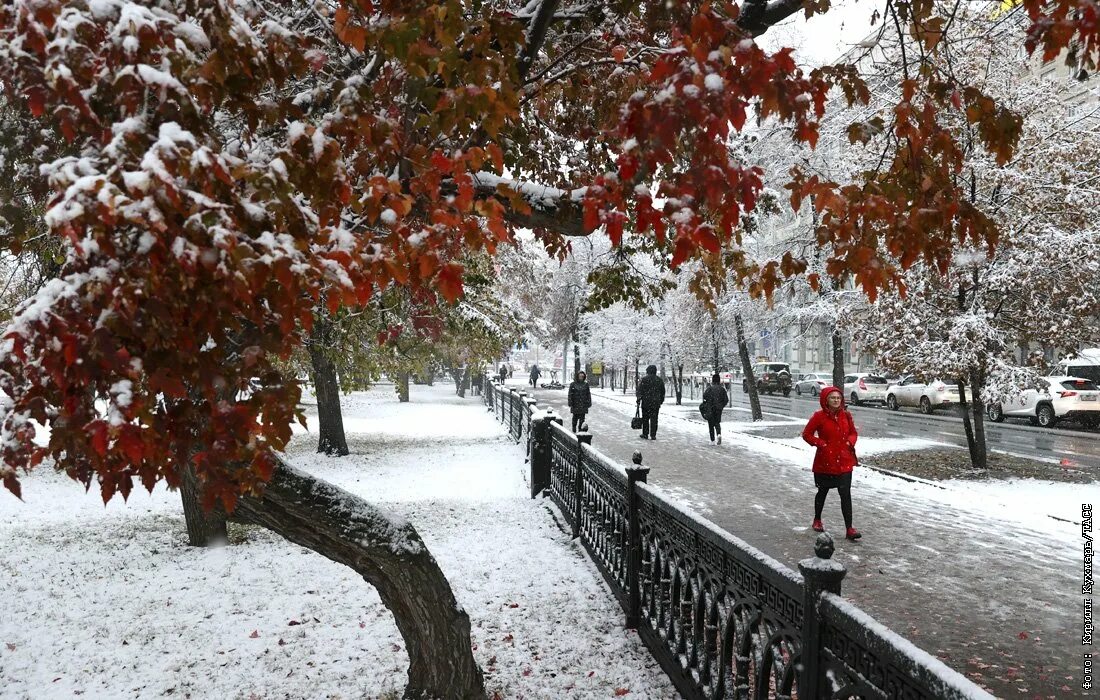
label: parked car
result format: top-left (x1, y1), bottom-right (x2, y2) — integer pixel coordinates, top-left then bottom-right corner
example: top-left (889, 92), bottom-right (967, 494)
top-left (885, 376), bottom-right (961, 414)
top-left (794, 372), bottom-right (829, 397)
top-left (986, 375), bottom-right (1100, 428)
top-left (744, 362), bottom-right (792, 396)
top-left (842, 373), bottom-right (889, 406)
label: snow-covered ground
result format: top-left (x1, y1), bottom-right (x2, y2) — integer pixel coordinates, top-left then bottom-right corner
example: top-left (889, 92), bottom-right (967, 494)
top-left (0, 384), bottom-right (676, 699)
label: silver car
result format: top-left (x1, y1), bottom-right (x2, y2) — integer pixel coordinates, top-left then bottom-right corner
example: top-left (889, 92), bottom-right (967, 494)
top-left (843, 373), bottom-right (889, 406)
top-left (885, 376), bottom-right (961, 414)
top-left (794, 372), bottom-right (830, 397)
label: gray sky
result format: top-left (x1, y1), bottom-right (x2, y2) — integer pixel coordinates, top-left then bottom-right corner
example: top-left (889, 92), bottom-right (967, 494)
top-left (756, 0), bottom-right (885, 67)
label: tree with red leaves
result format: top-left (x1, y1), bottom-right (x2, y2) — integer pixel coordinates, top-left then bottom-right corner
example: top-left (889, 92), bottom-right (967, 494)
top-left (0, 0), bottom-right (1096, 696)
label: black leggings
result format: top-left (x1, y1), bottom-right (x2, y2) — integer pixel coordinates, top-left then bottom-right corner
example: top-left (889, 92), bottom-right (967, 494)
top-left (571, 412), bottom-right (587, 432)
top-left (814, 484), bottom-right (853, 528)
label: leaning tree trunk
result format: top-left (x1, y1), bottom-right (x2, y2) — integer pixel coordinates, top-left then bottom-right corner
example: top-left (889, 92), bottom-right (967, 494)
top-left (673, 364), bottom-right (684, 405)
top-left (956, 379), bottom-right (981, 468)
top-left (968, 367), bottom-right (989, 470)
top-left (309, 326), bottom-right (349, 456)
top-left (735, 313), bottom-right (762, 421)
top-left (180, 467), bottom-right (228, 547)
top-left (831, 325), bottom-right (845, 392)
top-left (233, 457), bottom-right (487, 699)
top-left (397, 372), bottom-right (411, 403)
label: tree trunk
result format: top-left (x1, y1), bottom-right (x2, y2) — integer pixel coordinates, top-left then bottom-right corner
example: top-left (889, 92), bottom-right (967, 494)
top-left (968, 367), bottom-right (989, 470)
top-left (459, 367), bottom-right (470, 398)
top-left (735, 313), bottom-right (762, 421)
top-left (561, 338), bottom-right (570, 383)
top-left (309, 334), bottom-right (349, 457)
top-left (831, 325), bottom-right (845, 391)
top-left (449, 366), bottom-right (465, 397)
top-left (956, 379), bottom-right (980, 467)
top-left (712, 318), bottom-right (720, 372)
top-left (233, 458), bottom-right (487, 699)
top-left (623, 360), bottom-right (628, 395)
top-left (180, 467), bottom-right (228, 547)
top-left (673, 364), bottom-right (683, 405)
top-left (397, 372), bottom-right (411, 403)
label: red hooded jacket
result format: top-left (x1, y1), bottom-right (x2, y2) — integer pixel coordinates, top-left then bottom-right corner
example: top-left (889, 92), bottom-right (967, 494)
top-left (801, 386), bottom-right (858, 474)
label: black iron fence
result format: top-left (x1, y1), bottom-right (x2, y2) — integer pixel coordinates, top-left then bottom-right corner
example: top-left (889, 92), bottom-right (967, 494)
top-left (483, 376), bottom-right (990, 700)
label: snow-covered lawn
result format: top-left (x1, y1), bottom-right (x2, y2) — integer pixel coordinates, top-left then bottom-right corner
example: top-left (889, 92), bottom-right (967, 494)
top-left (0, 384), bottom-right (676, 699)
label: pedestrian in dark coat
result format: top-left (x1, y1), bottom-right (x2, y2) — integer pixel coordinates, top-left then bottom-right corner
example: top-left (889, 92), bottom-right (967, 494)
top-left (801, 386), bottom-right (862, 540)
top-left (635, 364), bottom-right (666, 440)
top-left (702, 373), bottom-right (728, 444)
top-left (568, 371), bottom-right (592, 432)
top-left (529, 364), bottom-right (541, 388)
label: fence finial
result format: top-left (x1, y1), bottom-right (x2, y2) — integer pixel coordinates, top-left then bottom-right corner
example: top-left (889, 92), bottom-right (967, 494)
top-left (631, 450), bottom-right (643, 465)
top-left (814, 533), bottom-right (835, 560)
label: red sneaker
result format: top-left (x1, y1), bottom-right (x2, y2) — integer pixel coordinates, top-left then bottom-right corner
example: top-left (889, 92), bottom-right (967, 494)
top-left (845, 527), bottom-right (862, 541)
top-left (811, 519), bottom-right (824, 532)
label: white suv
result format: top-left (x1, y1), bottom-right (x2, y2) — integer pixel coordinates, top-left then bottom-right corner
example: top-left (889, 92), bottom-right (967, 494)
top-left (886, 376), bottom-right (961, 414)
top-left (986, 375), bottom-right (1100, 428)
top-left (843, 373), bottom-right (889, 406)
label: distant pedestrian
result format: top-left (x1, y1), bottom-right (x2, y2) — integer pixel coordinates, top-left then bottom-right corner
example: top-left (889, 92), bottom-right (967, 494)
top-left (529, 364), bottom-right (541, 388)
top-left (635, 364), bottom-right (666, 440)
top-left (801, 386), bottom-right (862, 541)
top-left (499, 364), bottom-right (509, 382)
top-left (702, 373), bottom-right (728, 445)
top-left (568, 371), bottom-right (592, 432)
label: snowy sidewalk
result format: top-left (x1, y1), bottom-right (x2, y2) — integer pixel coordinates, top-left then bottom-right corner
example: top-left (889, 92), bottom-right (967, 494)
top-left (522, 381), bottom-right (1084, 698)
top-left (0, 384), bottom-right (676, 699)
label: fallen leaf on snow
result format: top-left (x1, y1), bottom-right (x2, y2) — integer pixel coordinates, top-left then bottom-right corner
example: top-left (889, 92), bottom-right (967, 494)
top-left (249, 630), bottom-right (260, 639)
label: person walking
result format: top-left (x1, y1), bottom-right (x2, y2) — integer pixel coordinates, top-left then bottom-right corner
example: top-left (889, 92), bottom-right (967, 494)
top-left (702, 373), bottom-right (728, 444)
top-left (635, 364), bottom-right (666, 440)
top-left (529, 364), bottom-right (541, 388)
top-left (801, 386), bottom-right (862, 540)
top-left (568, 371), bottom-right (592, 432)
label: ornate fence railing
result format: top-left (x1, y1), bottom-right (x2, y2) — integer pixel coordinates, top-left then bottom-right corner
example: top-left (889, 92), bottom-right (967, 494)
top-left (482, 375), bottom-right (989, 700)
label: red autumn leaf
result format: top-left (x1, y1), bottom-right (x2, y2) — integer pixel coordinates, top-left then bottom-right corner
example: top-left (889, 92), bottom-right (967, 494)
top-left (88, 421), bottom-right (108, 458)
top-left (614, 689), bottom-right (630, 696)
top-left (436, 263), bottom-right (464, 303)
top-left (249, 630), bottom-right (260, 639)
top-left (27, 90), bottom-right (45, 117)
top-left (1017, 632), bottom-right (1028, 640)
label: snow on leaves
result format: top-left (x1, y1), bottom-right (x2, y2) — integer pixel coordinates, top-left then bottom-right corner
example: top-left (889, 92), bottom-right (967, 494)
top-left (0, 0), bottom-right (1097, 505)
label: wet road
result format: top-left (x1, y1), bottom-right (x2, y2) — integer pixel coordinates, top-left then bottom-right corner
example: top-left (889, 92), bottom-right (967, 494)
top-left (519, 382), bottom-right (1086, 699)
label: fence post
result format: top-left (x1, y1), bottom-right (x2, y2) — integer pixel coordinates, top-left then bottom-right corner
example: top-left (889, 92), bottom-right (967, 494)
top-left (798, 533), bottom-right (847, 699)
top-left (516, 391), bottom-right (526, 440)
top-left (529, 412), bottom-right (555, 499)
top-left (625, 450), bottom-right (648, 629)
top-left (572, 431), bottom-right (592, 538)
top-left (523, 397), bottom-right (537, 460)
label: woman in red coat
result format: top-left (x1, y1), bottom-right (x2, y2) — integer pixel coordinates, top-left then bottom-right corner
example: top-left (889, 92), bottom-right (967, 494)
top-left (801, 386), bottom-right (862, 540)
